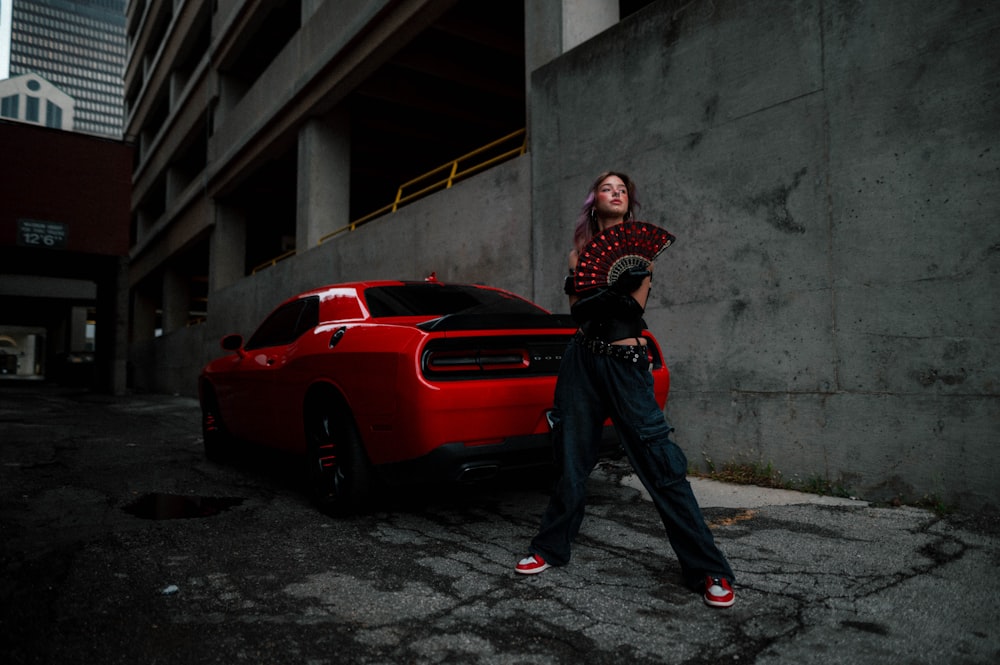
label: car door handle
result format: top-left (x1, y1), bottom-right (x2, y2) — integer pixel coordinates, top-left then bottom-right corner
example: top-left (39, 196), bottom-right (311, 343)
top-left (329, 326), bottom-right (347, 348)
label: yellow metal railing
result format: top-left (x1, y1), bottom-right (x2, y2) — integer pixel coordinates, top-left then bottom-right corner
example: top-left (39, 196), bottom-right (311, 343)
top-left (318, 128), bottom-right (527, 243)
top-left (250, 128), bottom-right (526, 274)
top-left (251, 248), bottom-right (297, 274)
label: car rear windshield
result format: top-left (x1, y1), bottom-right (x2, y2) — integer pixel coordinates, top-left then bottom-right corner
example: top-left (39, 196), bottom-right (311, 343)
top-left (363, 284), bottom-right (545, 318)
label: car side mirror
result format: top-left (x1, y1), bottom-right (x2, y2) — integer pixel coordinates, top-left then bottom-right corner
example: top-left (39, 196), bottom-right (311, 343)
top-left (221, 334), bottom-right (245, 358)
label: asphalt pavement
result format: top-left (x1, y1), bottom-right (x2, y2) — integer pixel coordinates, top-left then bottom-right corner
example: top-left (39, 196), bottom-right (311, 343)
top-left (1, 382), bottom-right (997, 664)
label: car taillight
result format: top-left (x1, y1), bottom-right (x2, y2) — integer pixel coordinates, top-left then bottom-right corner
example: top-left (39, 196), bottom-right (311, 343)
top-left (423, 348), bottom-right (529, 374)
top-left (421, 335), bottom-right (571, 379)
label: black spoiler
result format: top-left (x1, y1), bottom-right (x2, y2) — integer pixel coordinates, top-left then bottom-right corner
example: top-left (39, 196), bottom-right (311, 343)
top-left (417, 312), bottom-right (577, 332)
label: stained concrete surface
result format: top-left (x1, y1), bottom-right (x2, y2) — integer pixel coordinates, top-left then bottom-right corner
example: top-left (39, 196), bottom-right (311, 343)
top-left (1, 383), bottom-right (997, 664)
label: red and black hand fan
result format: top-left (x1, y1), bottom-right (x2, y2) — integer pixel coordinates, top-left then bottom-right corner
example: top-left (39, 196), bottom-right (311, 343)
top-left (574, 221), bottom-right (676, 292)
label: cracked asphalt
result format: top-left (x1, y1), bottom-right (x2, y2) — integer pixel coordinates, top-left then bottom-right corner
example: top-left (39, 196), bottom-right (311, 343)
top-left (1, 382), bottom-right (997, 664)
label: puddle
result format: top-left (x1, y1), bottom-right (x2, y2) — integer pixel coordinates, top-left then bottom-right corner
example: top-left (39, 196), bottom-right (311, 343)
top-left (123, 493), bottom-right (245, 520)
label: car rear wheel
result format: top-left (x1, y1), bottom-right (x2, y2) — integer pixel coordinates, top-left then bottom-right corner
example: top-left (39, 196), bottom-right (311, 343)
top-left (201, 387), bottom-right (235, 463)
top-left (305, 394), bottom-right (372, 515)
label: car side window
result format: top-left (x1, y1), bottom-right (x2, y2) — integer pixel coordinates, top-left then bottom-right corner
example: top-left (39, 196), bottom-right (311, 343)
top-left (295, 296), bottom-right (320, 338)
top-left (245, 296), bottom-right (320, 350)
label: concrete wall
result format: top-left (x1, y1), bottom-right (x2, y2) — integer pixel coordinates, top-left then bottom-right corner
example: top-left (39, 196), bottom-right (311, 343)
top-left (530, 0), bottom-right (999, 509)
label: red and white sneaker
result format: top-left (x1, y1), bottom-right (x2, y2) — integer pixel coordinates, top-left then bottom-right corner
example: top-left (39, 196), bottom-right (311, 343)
top-left (704, 576), bottom-right (735, 608)
top-left (515, 554), bottom-right (551, 575)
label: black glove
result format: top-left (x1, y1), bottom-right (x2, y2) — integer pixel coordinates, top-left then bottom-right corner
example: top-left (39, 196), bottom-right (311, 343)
top-left (563, 274), bottom-right (578, 296)
top-left (610, 265), bottom-right (651, 294)
top-left (571, 288), bottom-right (644, 325)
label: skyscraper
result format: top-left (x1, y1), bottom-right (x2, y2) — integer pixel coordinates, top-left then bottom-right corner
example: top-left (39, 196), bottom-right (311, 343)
top-left (6, 0), bottom-right (125, 137)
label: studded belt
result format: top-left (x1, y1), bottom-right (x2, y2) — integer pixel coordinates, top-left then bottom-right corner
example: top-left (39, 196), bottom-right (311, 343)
top-left (575, 330), bottom-right (647, 364)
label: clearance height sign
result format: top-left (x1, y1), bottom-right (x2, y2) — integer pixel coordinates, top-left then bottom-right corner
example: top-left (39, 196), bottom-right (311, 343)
top-left (17, 219), bottom-right (69, 249)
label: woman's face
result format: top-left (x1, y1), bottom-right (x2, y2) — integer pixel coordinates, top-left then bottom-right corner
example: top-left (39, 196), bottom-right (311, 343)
top-left (593, 175), bottom-right (629, 220)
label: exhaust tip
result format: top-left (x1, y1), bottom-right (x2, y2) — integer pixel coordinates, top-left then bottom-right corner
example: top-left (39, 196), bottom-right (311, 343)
top-left (455, 464), bottom-right (500, 483)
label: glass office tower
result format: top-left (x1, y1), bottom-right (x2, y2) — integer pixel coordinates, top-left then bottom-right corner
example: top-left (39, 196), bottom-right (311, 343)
top-left (7, 0), bottom-right (125, 137)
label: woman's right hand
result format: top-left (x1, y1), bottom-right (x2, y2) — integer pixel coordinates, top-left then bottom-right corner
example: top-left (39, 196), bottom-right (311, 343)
top-left (611, 266), bottom-right (651, 294)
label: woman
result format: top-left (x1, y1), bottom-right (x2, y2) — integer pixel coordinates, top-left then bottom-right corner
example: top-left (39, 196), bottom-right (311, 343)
top-left (515, 171), bottom-right (736, 609)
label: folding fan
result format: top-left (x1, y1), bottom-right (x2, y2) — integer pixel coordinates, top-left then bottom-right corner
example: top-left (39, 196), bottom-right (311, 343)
top-left (574, 221), bottom-right (676, 292)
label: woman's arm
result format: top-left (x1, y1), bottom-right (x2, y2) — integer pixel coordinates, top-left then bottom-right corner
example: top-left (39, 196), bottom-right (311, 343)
top-left (567, 250), bottom-right (580, 307)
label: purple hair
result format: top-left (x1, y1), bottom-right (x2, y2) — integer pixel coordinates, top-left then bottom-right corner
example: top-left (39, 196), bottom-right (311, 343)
top-left (572, 171), bottom-right (641, 254)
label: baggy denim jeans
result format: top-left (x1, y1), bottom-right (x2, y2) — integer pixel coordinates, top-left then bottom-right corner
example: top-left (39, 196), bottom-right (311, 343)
top-left (529, 337), bottom-right (735, 587)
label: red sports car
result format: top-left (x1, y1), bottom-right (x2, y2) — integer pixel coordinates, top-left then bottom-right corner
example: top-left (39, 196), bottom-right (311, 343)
top-left (199, 276), bottom-right (670, 513)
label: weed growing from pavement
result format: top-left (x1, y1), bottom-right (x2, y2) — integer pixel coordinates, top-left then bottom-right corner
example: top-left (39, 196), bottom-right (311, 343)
top-left (698, 458), bottom-right (788, 490)
top-left (694, 456), bottom-right (852, 498)
top-left (800, 473), bottom-right (853, 499)
top-left (693, 457), bottom-right (955, 514)
top-left (906, 493), bottom-right (955, 515)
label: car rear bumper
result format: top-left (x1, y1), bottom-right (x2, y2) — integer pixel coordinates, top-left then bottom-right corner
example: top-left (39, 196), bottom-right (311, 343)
top-left (375, 425), bottom-right (622, 486)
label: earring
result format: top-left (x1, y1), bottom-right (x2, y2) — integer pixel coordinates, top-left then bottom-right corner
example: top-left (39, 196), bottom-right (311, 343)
top-left (589, 208), bottom-right (597, 223)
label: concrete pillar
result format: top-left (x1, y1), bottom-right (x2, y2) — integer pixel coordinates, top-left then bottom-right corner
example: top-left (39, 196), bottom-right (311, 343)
top-left (96, 256), bottom-right (129, 394)
top-left (136, 207), bottom-right (155, 244)
top-left (525, 0), bottom-right (619, 136)
top-left (21, 335), bottom-right (37, 377)
top-left (165, 166), bottom-right (183, 209)
top-left (525, 0), bottom-right (619, 75)
top-left (297, 110), bottom-right (350, 250)
top-left (110, 256), bottom-right (129, 394)
top-left (69, 306), bottom-right (89, 351)
top-left (210, 203), bottom-right (247, 293)
top-left (161, 265), bottom-right (188, 333)
top-left (525, 2), bottom-right (561, 93)
top-left (215, 75), bottom-right (248, 129)
top-left (49, 314), bottom-right (69, 373)
top-left (561, 0), bottom-right (618, 51)
top-left (131, 283), bottom-right (158, 342)
top-left (302, 0), bottom-right (324, 22)
top-left (170, 68), bottom-right (190, 107)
